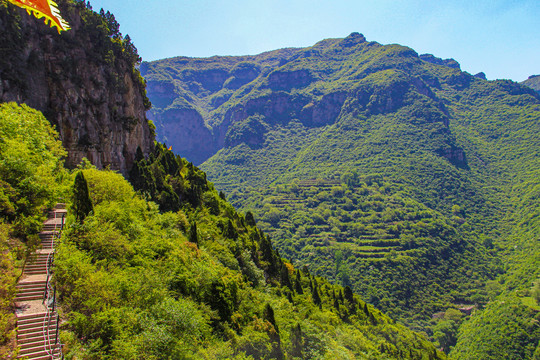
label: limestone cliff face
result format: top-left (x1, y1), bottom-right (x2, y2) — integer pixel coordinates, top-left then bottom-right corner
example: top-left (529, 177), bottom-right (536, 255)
top-left (143, 33), bottom-right (471, 166)
top-left (147, 107), bottom-right (215, 165)
top-left (0, 1), bottom-right (153, 175)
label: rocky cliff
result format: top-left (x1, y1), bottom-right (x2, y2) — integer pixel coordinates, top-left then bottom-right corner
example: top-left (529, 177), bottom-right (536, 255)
top-left (0, 0), bottom-right (153, 174)
top-left (142, 33), bottom-right (475, 167)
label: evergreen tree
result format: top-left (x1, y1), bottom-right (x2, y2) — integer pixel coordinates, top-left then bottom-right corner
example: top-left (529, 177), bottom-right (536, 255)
top-left (344, 285), bottom-right (356, 314)
top-left (280, 263), bottom-right (293, 290)
top-left (73, 171), bottom-right (93, 222)
top-left (263, 303), bottom-right (279, 334)
top-left (290, 323), bottom-right (303, 359)
top-left (312, 279), bottom-right (322, 307)
top-left (263, 303), bottom-right (284, 359)
top-left (189, 221), bottom-right (198, 245)
top-left (245, 211), bottom-right (256, 227)
top-left (295, 270), bottom-right (304, 294)
top-left (219, 191), bottom-right (226, 201)
top-left (225, 219), bottom-right (238, 240)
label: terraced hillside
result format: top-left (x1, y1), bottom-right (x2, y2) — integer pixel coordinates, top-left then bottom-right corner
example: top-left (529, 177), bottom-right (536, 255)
top-left (228, 175), bottom-right (490, 325)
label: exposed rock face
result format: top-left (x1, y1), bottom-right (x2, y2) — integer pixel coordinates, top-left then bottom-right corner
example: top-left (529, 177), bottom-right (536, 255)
top-left (143, 33), bottom-right (470, 167)
top-left (521, 75), bottom-right (540, 94)
top-left (0, 1), bottom-right (153, 175)
top-left (147, 107), bottom-right (215, 164)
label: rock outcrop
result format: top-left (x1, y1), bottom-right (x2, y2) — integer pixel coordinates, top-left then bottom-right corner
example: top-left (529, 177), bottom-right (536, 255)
top-left (143, 33), bottom-right (471, 167)
top-left (0, 0), bottom-right (153, 174)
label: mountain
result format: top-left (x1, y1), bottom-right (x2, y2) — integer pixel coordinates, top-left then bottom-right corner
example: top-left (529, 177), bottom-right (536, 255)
top-left (522, 75), bottom-right (540, 94)
top-left (144, 33), bottom-right (540, 358)
top-left (0, 0), bottom-right (153, 174)
top-left (0, 5), bottom-right (449, 360)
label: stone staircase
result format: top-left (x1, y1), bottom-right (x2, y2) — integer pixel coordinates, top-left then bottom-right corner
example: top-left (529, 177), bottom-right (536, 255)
top-left (14, 204), bottom-right (65, 360)
top-left (16, 312), bottom-right (60, 360)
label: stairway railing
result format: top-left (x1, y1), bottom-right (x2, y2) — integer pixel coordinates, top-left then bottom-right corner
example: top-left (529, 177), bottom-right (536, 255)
top-left (41, 210), bottom-right (65, 359)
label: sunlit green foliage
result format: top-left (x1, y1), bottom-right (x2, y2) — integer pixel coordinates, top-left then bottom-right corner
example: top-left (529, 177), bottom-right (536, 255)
top-left (54, 156), bottom-right (446, 359)
top-left (0, 103), bottom-right (69, 357)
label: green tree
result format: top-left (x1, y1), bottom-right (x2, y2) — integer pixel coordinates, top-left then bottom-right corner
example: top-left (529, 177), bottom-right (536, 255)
top-left (189, 221), bottom-right (198, 245)
top-left (73, 171), bottom-right (93, 222)
top-left (533, 280), bottom-right (540, 305)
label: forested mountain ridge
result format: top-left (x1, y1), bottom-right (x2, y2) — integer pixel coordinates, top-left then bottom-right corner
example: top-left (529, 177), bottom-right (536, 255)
top-left (0, 3), bottom-right (449, 359)
top-left (144, 33), bottom-right (540, 358)
top-left (0, 0), bottom-right (153, 174)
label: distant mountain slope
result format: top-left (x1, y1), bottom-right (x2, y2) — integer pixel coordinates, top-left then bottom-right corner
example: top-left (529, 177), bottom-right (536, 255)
top-left (144, 33), bottom-right (540, 358)
top-left (522, 74), bottom-right (540, 94)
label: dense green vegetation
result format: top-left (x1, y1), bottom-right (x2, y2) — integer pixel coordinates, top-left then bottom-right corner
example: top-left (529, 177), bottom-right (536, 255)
top-left (0, 102), bottom-right (68, 357)
top-left (228, 176), bottom-right (495, 328)
top-left (145, 33), bottom-right (540, 358)
top-left (0, 102), bottom-right (446, 358)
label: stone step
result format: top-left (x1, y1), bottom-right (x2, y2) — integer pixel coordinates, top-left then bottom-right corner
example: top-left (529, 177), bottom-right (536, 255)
top-left (17, 314), bottom-right (50, 326)
top-left (24, 270), bottom-right (48, 275)
top-left (17, 280), bottom-right (47, 288)
top-left (42, 225), bottom-right (59, 231)
top-left (15, 294), bottom-right (44, 302)
top-left (48, 209), bottom-right (67, 218)
top-left (17, 312), bottom-right (48, 321)
top-left (17, 350), bottom-right (61, 360)
top-left (16, 288), bottom-right (46, 296)
top-left (39, 232), bottom-right (58, 239)
top-left (16, 286), bottom-right (45, 293)
top-left (18, 333), bottom-right (49, 345)
top-left (24, 266), bottom-right (48, 273)
top-left (25, 263), bottom-right (48, 268)
top-left (18, 344), bottom-right (60, 357)
top-left (18, 320), bottom-right (57, 332)
top-left (19, 333), bottom-right (56, 349)
top-left (18, 325), bottom-right (57, 339)
top-left (18, 328), bottom-right (51, 341)
top-left (18, 326), bottom-right (57, 339)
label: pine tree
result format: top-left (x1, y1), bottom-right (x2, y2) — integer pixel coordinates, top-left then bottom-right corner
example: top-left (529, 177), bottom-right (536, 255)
top-left (189, 221), bottom-right (198, 245)
top-left (245, 211), bottom-right (256, 226)
top-left (281, 263), bottom-right (293, 290)
top-left (263, 303), bottom-right (284, 359)
top-left (290, 323), bottom-right (303, 359)
top-left (73, 171), bottom-right (93, 222)
top-left (295, 271), bottom-right (304, 294)
top-left (344, 286), bottom-right (356, 314)
top-left (225, 219), bottom-right (238, 240)
top-left (312, 279), bottom-right (322, 307)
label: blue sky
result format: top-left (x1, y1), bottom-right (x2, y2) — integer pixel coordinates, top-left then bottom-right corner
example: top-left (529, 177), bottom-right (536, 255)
top-left (87, 0), bottom-right (539, 82)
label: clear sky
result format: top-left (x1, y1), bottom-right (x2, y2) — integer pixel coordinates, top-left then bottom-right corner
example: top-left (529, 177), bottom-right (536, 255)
top-left (87, 0), bottom-right (539, 82)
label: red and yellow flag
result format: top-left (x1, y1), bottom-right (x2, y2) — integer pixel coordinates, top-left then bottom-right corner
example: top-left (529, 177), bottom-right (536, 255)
top-left (7, 0), bottom-right (70, 32)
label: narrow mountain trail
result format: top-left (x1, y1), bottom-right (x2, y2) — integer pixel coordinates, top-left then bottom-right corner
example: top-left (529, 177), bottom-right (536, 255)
top-left (14, 204), bottom-right (66, 360)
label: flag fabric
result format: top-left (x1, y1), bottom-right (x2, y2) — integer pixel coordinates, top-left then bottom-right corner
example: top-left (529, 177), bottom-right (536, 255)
top-left (7, 0), bottom-right (70, 32)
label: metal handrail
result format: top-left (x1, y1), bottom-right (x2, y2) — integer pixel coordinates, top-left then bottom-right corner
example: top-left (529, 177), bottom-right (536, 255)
top-left (41, 209), bottom-right (65, 359)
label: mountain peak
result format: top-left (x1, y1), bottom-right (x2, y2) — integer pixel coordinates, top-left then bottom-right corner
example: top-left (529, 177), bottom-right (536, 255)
top-left (419, 53), bottom-right (461, 69)
top-left (340, 32), bottom-right (367, 47)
